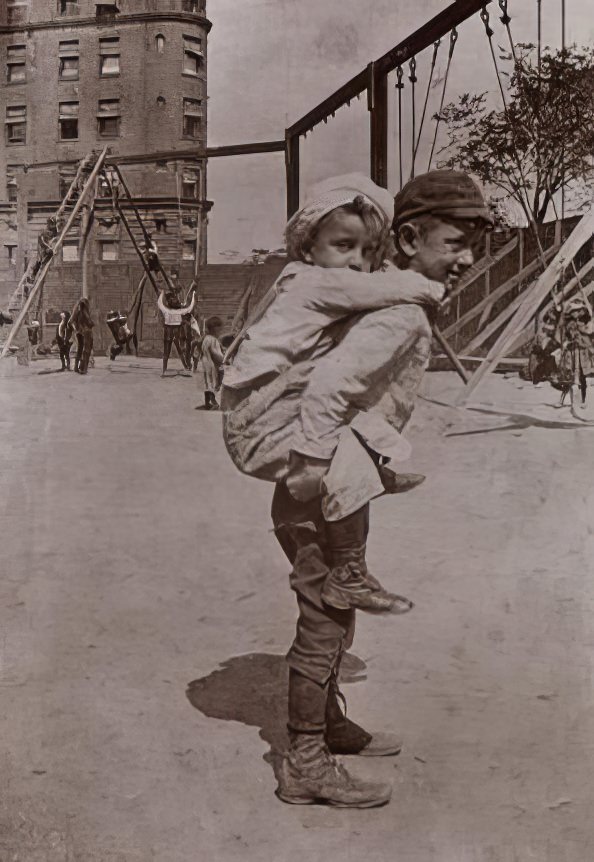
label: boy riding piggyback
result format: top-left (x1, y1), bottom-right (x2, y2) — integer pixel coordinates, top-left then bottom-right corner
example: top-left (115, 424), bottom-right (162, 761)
top-left (222, 170), bottom-right (492, 808)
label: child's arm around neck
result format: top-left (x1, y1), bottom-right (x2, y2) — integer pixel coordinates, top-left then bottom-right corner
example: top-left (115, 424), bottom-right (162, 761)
top-left (293, 260), bottom-right (444, 319)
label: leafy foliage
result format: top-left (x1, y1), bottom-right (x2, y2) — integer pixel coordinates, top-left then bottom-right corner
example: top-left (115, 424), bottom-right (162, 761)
top-left (436, 44), bottom-right (594, 222)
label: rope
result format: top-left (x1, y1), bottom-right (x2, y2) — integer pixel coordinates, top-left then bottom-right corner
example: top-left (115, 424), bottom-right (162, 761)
top-left (413, 40), bottom-right (440, 168)
top-left (480, 6), bottom-right (548, 266)
top-left (395, 66), bottom-right (404, 189)
top-left (428, 27), bottom-right (458, 171)
top-left (409, 57), bottom-right (417, 179)
top-left (561, 0), bottom-right (566, 220)
top-left (497, 1), bottom-right (562, 228)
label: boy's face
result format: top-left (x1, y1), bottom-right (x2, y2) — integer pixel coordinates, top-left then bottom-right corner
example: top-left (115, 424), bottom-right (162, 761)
top-left (398, 218), bottom-right (485, 286)
top-left (307, 211), bottom-right (376, 272)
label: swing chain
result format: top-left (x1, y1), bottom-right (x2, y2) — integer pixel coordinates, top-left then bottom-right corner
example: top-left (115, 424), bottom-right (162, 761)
top-left (480, 7), bottom-right (494, 39)
top-left (408, 56), bottom-right (417, 84)
top-left (498, 0), bottom-right (511, 26)
top-left (448, 27), bottom-right (458, 55)
top-left (395, 65), bottom-right (404, 89)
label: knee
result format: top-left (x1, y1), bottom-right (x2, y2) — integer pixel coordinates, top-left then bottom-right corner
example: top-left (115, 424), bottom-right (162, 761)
top-left (287, 598), bottom-right (355, 685)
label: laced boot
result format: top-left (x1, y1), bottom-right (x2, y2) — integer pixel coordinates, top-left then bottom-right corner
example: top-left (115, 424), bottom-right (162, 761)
top-left (325, 676), bottom-right (402, 757)
top-left (323, 508), bottom-right (413, 615)
top-left (276, 731), bottom-right (392, 808)
top-left (321, 562), bottom-right (413, 614)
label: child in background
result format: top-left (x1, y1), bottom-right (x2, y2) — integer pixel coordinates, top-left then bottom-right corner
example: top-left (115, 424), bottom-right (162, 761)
top-left (222, 171), bottom-right (492, 808)
top-left (70, 297), bottom-right (95, 375)
top-left (200, 315), bottom-right (224, 409)
top-left (55, 310), bottom-right (73, 371)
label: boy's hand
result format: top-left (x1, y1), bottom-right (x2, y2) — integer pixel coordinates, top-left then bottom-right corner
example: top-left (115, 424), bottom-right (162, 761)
top-left (403, 281), bottom-right (446, 307)
top-left (285, 451), bottom-right (331, 502)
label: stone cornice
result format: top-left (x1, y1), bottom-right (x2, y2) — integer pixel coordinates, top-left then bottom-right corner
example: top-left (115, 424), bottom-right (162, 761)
top-left (0, 12), bottom-right (212, 36)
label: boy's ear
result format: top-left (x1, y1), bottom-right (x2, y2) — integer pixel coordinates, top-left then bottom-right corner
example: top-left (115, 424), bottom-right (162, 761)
top-left (396, 222), bottom-right (421, 259)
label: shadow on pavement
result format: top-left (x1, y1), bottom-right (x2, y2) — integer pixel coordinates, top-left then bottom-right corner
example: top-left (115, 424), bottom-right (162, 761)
top-left (186, 651), bottom-right (367, 772)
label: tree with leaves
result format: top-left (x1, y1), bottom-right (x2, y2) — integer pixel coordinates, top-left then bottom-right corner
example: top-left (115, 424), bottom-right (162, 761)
top-left (437, 43), bottom-right (594, 223)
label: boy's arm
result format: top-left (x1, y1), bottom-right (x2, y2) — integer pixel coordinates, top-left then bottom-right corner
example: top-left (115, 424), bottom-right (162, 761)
top-left (209, 338), bottom-right (224, 366)
top-left (301, 264), bottom-right (445, 319)
top-left (182, 291), bottom-right (196, 314)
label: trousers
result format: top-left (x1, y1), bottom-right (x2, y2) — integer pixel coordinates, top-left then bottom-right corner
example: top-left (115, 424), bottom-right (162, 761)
top-left (75, 331), bottom-right (93, 373)
top-left (271, 482), bottom-right (362, 687)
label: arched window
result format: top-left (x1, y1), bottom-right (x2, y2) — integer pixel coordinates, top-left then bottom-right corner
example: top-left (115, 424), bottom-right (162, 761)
top-left (155, 34), bottom-right (165, 54)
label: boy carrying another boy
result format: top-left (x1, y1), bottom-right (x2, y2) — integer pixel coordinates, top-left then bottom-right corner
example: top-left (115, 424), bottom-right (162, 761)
top-left (221, 170), bottom-right (492, 808)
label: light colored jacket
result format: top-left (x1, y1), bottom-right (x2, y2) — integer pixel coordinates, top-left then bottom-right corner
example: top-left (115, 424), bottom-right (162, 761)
top-left (157, 291), bottom-right (195, 326)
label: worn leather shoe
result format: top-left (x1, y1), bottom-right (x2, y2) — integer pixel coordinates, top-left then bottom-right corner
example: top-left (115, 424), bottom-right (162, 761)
top-left (276, 732), bottom-right (392, 808)
top-left (321, 563), bottom-right (413, 614)
top-left (379, 468), bottom-right (426, 494)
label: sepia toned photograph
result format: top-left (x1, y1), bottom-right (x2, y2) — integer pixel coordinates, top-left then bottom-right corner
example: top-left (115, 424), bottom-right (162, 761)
top-left (1, 1), bottom-right (593, 859)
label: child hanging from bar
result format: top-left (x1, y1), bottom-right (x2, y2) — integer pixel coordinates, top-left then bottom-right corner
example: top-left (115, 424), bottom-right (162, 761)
top-left (221, 171), bottom-right (492, 809)
top-left (157, 282), bottom-right (195, 376)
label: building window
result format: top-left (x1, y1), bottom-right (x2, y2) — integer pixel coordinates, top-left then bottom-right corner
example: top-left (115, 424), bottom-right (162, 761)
top-left (59, 168), bottom-right (76, 199)
top-left (6, 245), bottom-right (17, 266)
top-left (62, 239), bottom-right (79, 262)
top-left (7, 174), bottom-right (17, 202)
top-left (155, 34), bottom-right (165, 54)
top-left (5, 105), bottom-right (26, 145)
top-left (59, 101), bottom-right (79, 140)
top-left (99, 37), bottom-right (120, 77)
top-left (95, 3), bottom-right (119, 22)
top-left (7, 1), bottom-right (29, 25)
top-left (182, 98), bottom-right (202, 139)
top-left (100, 240), bottom-right (119, 261)
top-left (183, 35), bottom-right (203, 76)
top-left (182, 0), bottom-right (200, 12)
top-left (181, 168), bottom-right (200, 198)
top-left (6, 45), bottom-right (26, 83)
top-left (59, 40), bottom-right (79, 80)
top-left (97, 99), bottom-right (120, 137)
top-left (58, 1), bottom-right (79, 16)
top-left (182, 240), bottom-right (196, 261)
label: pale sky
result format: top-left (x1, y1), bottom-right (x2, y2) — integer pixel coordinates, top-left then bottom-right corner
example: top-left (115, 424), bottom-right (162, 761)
top-left (206, 0), bottom-right (594, 262)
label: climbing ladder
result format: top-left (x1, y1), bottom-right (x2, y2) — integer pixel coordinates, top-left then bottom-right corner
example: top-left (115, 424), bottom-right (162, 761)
top-left (2, 148), bottom-right (193, 363)
top-left (1, 148), bottom-right (108, 357)
top-left (7, 149), bottom-right (106, 316)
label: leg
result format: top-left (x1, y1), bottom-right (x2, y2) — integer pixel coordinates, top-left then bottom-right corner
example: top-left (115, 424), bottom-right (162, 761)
top-left (59, 344), bottom-right (67, 370)
top-left (579, 365), bottom-right (587, 405)
top-left (74, 333), bottom-right (83, 372)
top-left (162, 327), bottom-right (174, 374)
top-left (110, 343), bottom-right (124, 361)
top-left (80, 332), bottom-right (93, 374)
top-left (173, 332), bottom-right (188, 369)
top-left (321, 504), bottom-right (414, 615)
top-left (271, 483), bottom-right (393, 808)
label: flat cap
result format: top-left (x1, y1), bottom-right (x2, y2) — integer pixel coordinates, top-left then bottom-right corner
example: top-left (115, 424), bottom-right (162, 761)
top-left (393, 170), bottom-right (493, 229)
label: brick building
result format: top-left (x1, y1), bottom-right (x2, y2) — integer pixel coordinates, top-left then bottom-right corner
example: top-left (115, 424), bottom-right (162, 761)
top-left (0, 0), bottom-right (212, 353)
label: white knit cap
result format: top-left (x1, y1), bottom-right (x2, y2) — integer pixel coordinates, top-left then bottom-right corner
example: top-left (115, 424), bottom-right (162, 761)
top-left (285, 172), bottom-right (394, 250)
top-left (304, 173), bottom-right (394, 221)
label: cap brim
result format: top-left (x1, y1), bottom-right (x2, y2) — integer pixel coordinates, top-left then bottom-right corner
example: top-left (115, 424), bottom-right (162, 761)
top-left (443, 206), bottom-right (494, 224)
top-left (394, 205), bottom-right (494, 227)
